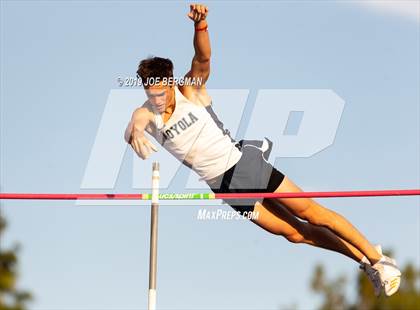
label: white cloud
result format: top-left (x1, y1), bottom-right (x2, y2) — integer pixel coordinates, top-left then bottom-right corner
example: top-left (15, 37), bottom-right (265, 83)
top-left (351, 0), bottom-right (419, 22)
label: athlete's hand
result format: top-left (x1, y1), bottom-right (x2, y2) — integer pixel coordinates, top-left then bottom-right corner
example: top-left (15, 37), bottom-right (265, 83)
top-left (129, 127), bottom-right (158, 160)
top-left (188, 4), bottom-right (208, 23)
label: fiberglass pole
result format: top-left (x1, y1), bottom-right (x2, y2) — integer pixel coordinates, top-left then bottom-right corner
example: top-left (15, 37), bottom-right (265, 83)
top-left (148, 162), bottom-right (159, 310)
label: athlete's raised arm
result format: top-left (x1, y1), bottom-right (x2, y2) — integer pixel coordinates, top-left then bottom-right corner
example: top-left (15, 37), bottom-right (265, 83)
top-left (185, 4), bottom-right (211, 87)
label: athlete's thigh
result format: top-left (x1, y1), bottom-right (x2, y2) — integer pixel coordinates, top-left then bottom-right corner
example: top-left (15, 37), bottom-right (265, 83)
top-left (251, 198), bottom-right (304, 236)
top-left (273, 176), bottom-right (321, 217)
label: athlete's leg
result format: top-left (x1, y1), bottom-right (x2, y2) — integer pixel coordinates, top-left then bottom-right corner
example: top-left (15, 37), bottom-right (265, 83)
top-left (272, 177), bottom-right (381, 265)
top-left (252, 199), bottom-right (365, 262)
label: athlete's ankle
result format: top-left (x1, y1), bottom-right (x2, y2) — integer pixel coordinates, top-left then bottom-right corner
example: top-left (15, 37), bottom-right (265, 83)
top-left (368, 254), bottom-right (382, 266)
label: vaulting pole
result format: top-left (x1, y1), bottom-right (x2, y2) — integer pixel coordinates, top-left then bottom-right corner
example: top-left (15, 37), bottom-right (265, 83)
top-left (148, 162), bottom-right (159, 310)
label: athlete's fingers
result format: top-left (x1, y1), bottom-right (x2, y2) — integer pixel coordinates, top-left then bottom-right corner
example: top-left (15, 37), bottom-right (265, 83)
top-left (135, 140), bottom-right (143, 155)
top-left (188, 4), bottom-right (208, 21)
top-left (145, 140), bottom-right (158, 152)
top-left (132, 138), bottom-right (145, 158)
top-left (190, 4), bottom-right (196, 17)
top-left (130, 138), bottom-right (136, 150)
top-left (188, 9), bottom-right (196, 19)
top-left (140, 141), bottom-right (152, 154)
top-left (139, 143), bottom-right (152, 159)
top-left (188, 4), bottom-right (194, 20)
top-left (131, 139), bottom-right (140, 155)
top-left (197, 5), bottom-right (208, 20)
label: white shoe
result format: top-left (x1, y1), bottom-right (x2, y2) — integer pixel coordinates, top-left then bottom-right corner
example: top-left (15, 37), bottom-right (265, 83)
top-left (359, 245), bottom-right (401, 297)
top-left (360, 264), bottom-right (382, 296)
top-left (359, 245), bottom-right (383, 296)
top-left (373, 255), bottom-right (401, 297)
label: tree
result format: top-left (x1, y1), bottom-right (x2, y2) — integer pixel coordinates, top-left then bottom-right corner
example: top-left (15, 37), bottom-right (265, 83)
top-left (311, 251), bottom-right (420, 310)
top-left (0, 213), bottom-right (32, 310)
top-left (311, 264), bottom-right (348, 310)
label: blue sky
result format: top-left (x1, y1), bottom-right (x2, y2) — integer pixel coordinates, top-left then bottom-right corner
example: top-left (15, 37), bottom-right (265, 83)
top-left (1, 1), bottom-right (419, 309)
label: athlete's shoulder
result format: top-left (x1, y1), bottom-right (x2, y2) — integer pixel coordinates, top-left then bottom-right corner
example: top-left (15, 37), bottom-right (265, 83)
top-left (178, 84), bottom-right (212, 107)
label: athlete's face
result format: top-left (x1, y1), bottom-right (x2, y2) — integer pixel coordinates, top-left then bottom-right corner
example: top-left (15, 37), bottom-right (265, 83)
top-left (145, 83), bottom-right (174, 113)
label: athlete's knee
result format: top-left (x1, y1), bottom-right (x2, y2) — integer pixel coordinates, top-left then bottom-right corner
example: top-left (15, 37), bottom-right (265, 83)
top-left (284, 232), bottom-right (305, 243)
top-left (285, 221), bottom-right (310, 243)
top-left (266, 227), bottom-right (287, 236)
top-left (264, 226), bottom-right (300, 239)
top-left (263, 225), bottom-right (303, 241)
top-left (292, 201), bottom-right (317, 222)
top-left (300, 204), bottom-right (335, 230)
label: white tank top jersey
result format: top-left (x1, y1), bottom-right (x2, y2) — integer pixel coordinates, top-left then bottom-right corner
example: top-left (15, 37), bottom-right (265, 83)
top-left (151, 86), bottom-right (242, 181)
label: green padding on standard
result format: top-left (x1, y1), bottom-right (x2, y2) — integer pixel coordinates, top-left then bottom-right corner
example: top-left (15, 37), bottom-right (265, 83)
top-left (141, 193), bottom-right (216, 200)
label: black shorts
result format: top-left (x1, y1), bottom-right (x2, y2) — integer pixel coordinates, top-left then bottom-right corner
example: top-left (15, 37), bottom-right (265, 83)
top-left (207, 141), bottom-right (285, 214)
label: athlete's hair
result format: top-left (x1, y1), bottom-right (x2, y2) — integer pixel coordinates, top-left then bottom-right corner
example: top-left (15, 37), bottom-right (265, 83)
top-left (137, 56), bottom-right (174, 87)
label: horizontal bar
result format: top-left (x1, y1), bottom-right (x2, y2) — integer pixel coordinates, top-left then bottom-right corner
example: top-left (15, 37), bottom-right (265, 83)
top-left (0, 193), bottom-right (143, 200)
top-left (216, 189), bottom-right (420, 199)
top-left (0, 189), bottom-right (419, 200)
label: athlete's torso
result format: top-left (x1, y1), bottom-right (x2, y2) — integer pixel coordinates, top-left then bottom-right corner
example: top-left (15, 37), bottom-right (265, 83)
top-left (147, 86), bottom-right (242, 181)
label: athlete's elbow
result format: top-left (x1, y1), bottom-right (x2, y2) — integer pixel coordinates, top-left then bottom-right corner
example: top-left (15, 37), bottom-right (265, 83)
top-left (124, 132), bottom-right (131, 144)
top-left (124, 123), bottom-right (134, 143)
top-left (200, 55), bottom-right (211, 62)
top-left (194, 54), bottom-right (211, 63)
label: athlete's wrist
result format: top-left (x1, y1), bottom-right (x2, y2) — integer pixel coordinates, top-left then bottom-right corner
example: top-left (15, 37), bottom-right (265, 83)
top-left (194, 20), bottom-right (208, 31)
